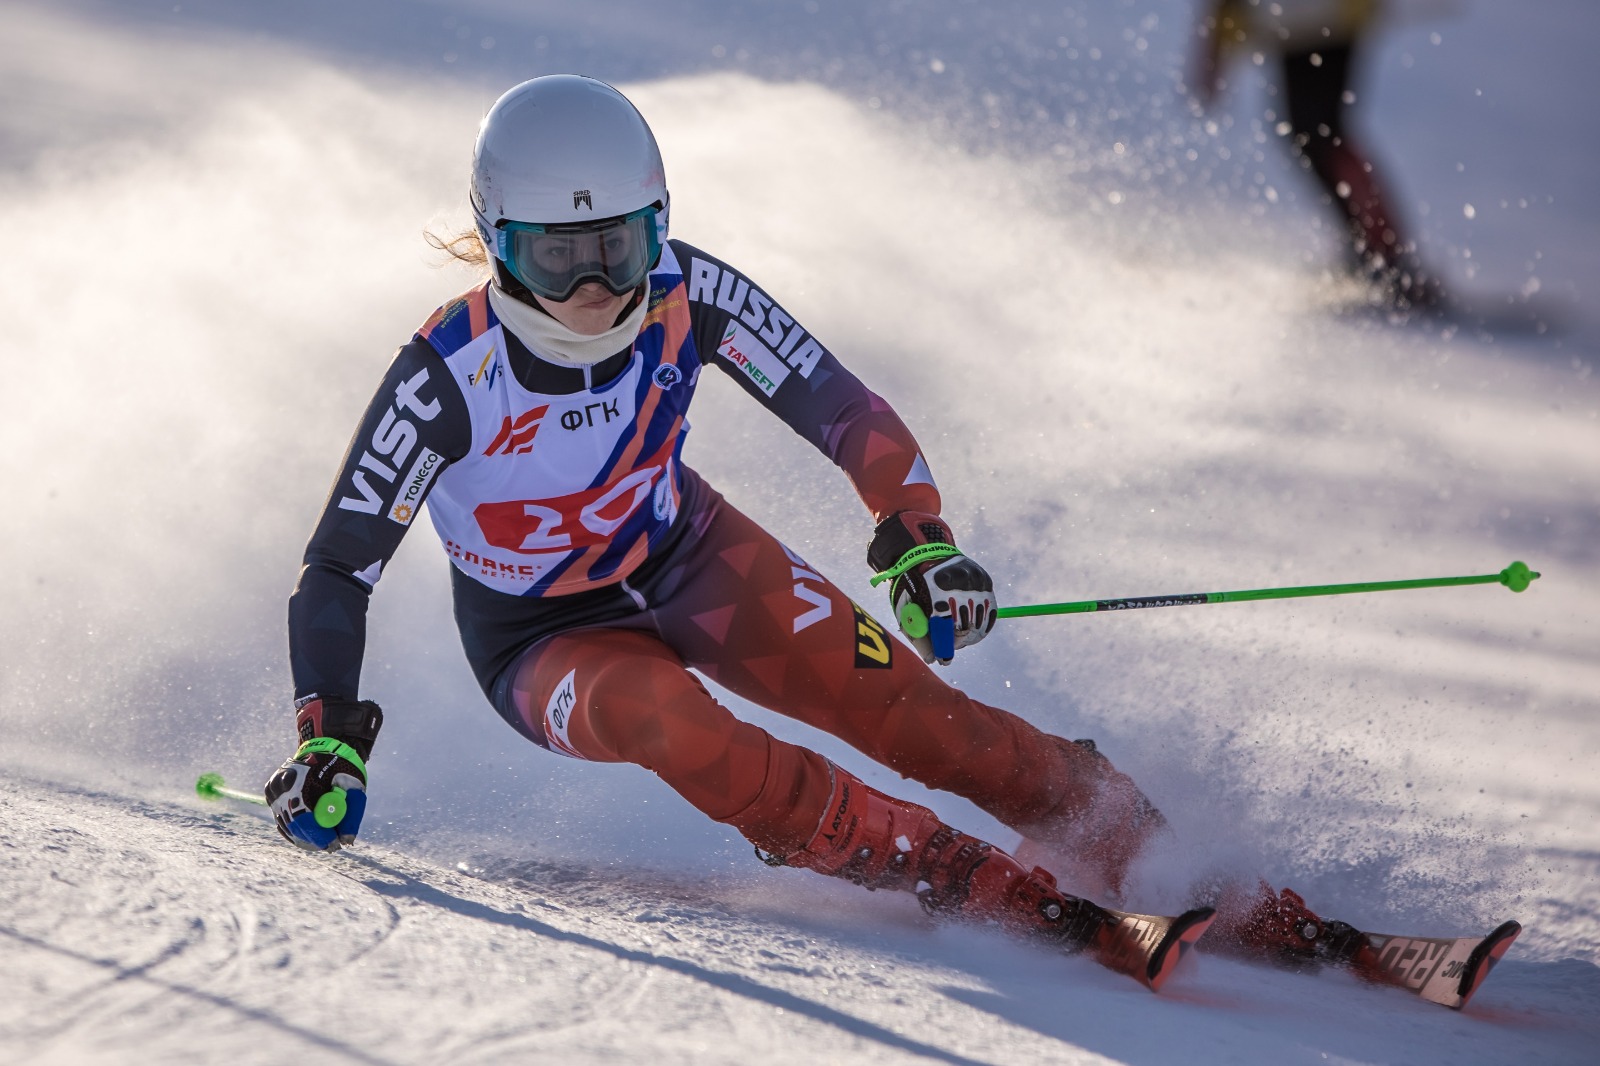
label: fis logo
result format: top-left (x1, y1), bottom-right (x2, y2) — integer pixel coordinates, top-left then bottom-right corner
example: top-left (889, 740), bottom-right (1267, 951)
top-left (469, 345), bottom-right (501, 390)
top-left (484, 405), bottom-right (550, 456)
top-left (337, 368), bottom-right (443, 518)
top-left (573, 189), bottom-right (592, 210)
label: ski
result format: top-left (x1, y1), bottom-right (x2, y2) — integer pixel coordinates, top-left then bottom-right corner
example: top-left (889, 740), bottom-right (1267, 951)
top-left (1061, 900), bottom-right (1217, 992)
top-left (1344, 919), bottom-right (1522, 1010)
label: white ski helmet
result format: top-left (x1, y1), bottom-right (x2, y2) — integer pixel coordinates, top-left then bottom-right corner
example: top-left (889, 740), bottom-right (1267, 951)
top-left (471, 75), bottom-right (669, 302)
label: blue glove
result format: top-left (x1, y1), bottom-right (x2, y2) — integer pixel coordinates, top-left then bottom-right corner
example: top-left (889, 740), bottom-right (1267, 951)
top-left (265, 697), bottom-right (382, 852)
top-left (868, 511), bottom-right (998, 665)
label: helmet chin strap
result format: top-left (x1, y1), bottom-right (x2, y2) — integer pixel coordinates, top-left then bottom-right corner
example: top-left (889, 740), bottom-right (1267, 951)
top-left (487, 280), bottom-right (649, 367)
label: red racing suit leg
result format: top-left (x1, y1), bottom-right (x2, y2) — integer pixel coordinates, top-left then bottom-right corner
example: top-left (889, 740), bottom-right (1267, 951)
top-left (503, 491), bottom-right (1164, 890)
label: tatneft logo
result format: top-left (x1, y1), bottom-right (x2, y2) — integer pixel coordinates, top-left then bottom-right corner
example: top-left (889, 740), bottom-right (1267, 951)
top-left (337, 368), bottom-right (443, 515)
top-left (573, 189), bottom-right (592, 209)
top-left (717, 320), bottom-right (789, 398)
top-left (484, 405), bottom-right (550, 456)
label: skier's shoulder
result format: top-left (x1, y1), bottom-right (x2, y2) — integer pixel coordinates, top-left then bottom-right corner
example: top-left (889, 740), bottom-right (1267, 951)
top-left (416, 280), bottom-right (495, 359)
top-left (666, 238), bottom-right (835, 394)
top-left (359, 335), bottom-right (470, 463)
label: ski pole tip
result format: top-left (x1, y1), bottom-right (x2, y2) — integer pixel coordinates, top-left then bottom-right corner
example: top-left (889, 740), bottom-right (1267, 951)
top-left (195, 772), bottom-right (226, 800)
top-left (1499, 561), bottom-right (1539, 592)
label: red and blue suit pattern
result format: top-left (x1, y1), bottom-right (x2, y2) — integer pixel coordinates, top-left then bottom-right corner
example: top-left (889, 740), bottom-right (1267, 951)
top-left (288, 239), bottom-right (1161, 889)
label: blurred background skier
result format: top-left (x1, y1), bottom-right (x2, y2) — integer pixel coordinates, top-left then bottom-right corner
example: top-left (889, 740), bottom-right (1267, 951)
top-left (267, 74), bottom-right (1360, 970)
top-left (1189, 0), bottom-right (1447, 311)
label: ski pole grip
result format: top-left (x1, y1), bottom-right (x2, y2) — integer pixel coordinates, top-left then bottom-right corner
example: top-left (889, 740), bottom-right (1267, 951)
top-left (898, 601), bottom-right (929, 638)
top-left (313, 788), bottom-right (349, 829)
top-left (928, 609), bottom-right (956, 662)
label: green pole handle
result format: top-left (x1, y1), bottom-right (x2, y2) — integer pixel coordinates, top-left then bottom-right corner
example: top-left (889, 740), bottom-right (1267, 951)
top-left (313, 788), bottom-right (348, 829)
top-left (996, 561), bottom-right (1540, 620)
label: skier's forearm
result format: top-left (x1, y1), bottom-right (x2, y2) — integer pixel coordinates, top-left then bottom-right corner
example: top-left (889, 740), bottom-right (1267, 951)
top-left (287, 559), bottom-right (376, 701)
top-left (824, 390), bottom-right (941, 522)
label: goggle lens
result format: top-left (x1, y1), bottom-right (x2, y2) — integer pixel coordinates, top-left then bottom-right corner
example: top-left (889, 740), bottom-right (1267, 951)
top-left (499, 207), bottom-right (660, 301)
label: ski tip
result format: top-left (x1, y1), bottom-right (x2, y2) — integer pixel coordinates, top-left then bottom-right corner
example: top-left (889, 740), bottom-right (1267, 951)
top-left (1145, 907), bottom-right (1216, 993)
top-left (1456, 920), bottom-right (1522, 1008)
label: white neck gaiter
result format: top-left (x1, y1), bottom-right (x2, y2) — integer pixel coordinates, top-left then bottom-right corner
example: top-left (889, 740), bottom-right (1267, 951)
top-left (487, 283), bottom-right (647, 367)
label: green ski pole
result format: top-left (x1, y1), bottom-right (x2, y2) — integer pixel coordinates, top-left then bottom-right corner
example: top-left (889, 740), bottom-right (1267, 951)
top-left (196, 771), bottom-right (348, 828)
top-left (195, 771), bottom-right (268, 807)
top-left (996, 560), bottom-right (1539, 619)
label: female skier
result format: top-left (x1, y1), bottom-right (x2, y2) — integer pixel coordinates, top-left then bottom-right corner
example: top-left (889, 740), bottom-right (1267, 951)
top-left (269, 75), bottom-right (1340, 963)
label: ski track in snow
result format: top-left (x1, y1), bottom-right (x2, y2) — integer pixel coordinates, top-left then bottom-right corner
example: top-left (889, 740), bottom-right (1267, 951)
top-left (3, 1), bottom-right (1598, 1062)
top-left (4, 772), bottom-right (1598, 1066)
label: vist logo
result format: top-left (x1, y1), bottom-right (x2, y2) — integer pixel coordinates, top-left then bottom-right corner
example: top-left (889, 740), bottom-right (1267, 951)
top-left (484, 405), bottom-right (550, 456)
top-left (783, 544), bottom-right (833, 633)
top-left (573, 189), bottom-right (592, 210)
top-left (337, 368), bottom-right (443, 514)
top-left (653, 364), bottom-right (682, 390)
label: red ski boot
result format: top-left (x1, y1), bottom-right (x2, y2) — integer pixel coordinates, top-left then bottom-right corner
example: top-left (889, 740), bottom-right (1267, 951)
top-left (766, 764), bottom-right (1215, 990)
top-left (1206, 880), bottom-right (1368, 970)
top-left (774, 763), bottom-right (1091, 943)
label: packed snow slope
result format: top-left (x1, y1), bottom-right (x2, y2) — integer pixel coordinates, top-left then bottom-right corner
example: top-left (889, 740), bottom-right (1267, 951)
top-left (3, 2), bottom-right (1597, 1063)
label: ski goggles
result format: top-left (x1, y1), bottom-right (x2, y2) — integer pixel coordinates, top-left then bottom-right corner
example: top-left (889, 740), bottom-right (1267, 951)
top-left (490, 205), bottom-right (663, 302)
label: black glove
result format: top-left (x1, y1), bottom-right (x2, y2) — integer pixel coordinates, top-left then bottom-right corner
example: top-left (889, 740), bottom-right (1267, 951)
top-left (265, 697), bottom-right (383, 852)
top-left (868, 511), bottom-right (997, 665)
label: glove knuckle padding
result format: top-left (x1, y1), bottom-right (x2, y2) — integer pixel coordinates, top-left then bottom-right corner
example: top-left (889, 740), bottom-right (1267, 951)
top-left (931, 558), bottom-right (993, 593)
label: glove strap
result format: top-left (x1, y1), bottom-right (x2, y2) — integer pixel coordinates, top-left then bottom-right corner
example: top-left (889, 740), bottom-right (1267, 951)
top-left (295, 736), bottom-right (369, 780)
top-left (869, 542), bottom-right (964, 587)
top-left (295, 697), bottom-right (384, 760)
